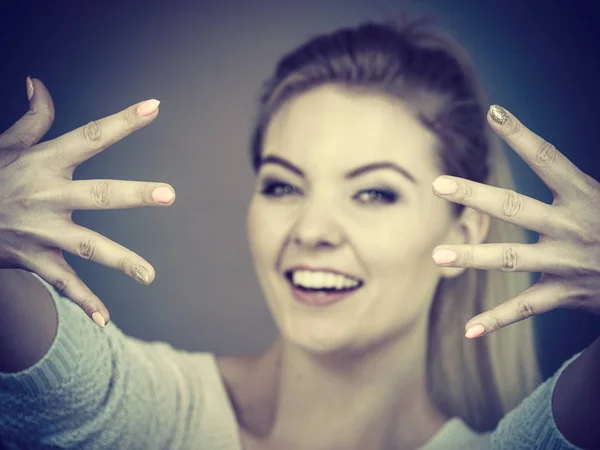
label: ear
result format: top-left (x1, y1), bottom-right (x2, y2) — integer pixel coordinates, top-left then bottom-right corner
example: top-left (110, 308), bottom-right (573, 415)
top-left (438, 207), bottom-right (490, 279)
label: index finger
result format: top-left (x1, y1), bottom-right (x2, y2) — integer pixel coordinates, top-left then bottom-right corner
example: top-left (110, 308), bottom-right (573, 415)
top-left (44, 99), bottom-right (161, 173)
top-left (488, 105), bottom-right (587, 200)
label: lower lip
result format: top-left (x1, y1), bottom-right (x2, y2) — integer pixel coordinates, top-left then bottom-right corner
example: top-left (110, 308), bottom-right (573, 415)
top-left (290, 284), bottom-right (359, 307)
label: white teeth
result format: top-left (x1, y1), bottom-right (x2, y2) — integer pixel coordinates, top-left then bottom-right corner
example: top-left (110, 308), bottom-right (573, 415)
top-left (290, 270), bottom-right (360, 290)
top-left (298, 271), bottom-right (307, 286)
top-left (334, 276), bottom-right (343, 290)
top-left (325, 273), bottom-right (335, 287)
top-left (343, 278), bottom-right (355, 289)
top-left (315, 272), bottom-right (325, 287)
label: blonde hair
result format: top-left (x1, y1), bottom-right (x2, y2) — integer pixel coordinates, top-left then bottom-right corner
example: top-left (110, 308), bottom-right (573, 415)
top-left (250, 14), bottom-right (542, 432)
top-left (427, 131), bottom-right (542, 431)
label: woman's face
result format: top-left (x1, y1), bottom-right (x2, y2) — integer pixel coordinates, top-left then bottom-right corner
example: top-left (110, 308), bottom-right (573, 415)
top-left (247, 85), bottom-right (458, 354)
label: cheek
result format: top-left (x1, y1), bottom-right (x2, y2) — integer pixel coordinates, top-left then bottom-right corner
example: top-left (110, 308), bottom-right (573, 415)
top-left (361, 216), bottom-right (448, 316)
top-left (247, 198), bottom-right (292, 264)
top-left (362, 233), bottom-right (429, 272)
top-left (355, 209), bottom-right (448, 270)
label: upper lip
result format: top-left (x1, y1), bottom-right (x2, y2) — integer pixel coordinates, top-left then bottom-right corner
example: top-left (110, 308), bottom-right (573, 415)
top-left (284, 265), bottom-right (363, 282)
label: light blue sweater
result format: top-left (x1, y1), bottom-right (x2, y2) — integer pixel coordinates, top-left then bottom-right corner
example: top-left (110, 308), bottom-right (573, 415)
top-left (0, 275), bottom-right (584, 449)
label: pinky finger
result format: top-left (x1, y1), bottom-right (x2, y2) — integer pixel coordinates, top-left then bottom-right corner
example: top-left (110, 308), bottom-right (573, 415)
top-left (464, 279), bottom-right (566, 339)
top-left (27, 251), bottom-right (110, 327)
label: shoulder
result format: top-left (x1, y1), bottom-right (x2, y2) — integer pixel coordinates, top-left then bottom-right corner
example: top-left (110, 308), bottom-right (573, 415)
top-left (490, 351), bottom-right (584, 449)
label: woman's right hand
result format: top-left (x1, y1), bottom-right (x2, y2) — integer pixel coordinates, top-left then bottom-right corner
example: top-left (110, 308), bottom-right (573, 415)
top-left (0, 78), bottom-right (176, 327)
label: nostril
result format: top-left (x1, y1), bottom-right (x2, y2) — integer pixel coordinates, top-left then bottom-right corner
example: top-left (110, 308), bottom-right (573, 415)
top-left (292, 236), bottom-right (339, 249)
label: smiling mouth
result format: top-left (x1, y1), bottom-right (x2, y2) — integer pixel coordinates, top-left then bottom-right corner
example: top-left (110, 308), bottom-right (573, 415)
top-left (284, 269), bottom-right (364, 293)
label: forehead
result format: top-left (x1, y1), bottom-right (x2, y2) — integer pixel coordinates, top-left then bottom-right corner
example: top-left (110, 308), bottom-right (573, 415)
top-left (263, 85), bottom-right (441, 176)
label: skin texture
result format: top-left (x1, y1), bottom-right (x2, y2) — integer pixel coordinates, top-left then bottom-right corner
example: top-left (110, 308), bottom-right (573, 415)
top-left (239, 85), bottom-right (490, 449)
top-left (1, 77), bottom-right (599, 447)
top-left (0, 269), bottom-right (57, 372)
top-left (443, 107), bottom-right (600, 336)
top-left (250, 85), bottom-right (465, 354)
top-left (0, 78), bottom-right (176, 326)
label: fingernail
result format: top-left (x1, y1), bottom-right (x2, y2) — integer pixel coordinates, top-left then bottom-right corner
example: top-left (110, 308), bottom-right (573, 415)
top-left (432, 177), bottom-right (457, 195)
top-left (132, 264), bottom-right (150, 285)
top-left (465, 324), bottom-right (485, 339)
top-left (137, 99), bottom-right (160, 117)
top-left (432, 249), bottom-right (457, 264)
top-left (489, 105), bottom-right (509, 125)
top-left (26, 76), bottom-right (34, 101)
top-left (92, 311), bottom-right (106, 328)
top-left (152, 186), bottom-right (174, 203)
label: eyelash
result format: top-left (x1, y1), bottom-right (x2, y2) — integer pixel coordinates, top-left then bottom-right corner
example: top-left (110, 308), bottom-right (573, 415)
top-left (353, 189), bottom-right (398, 205)
top-left (260, 180), bottom-right (303, 197)
top-left (259, 180), bottom-right (399, 205)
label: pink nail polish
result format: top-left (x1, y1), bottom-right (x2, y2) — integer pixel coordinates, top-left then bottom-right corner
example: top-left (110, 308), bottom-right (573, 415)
top-left (465, 324), bottom-right (485, 339)
top-left (137, 99), bottom-right (161, 117)
top-left (432, 177), bottom-right (457, 195)
top-left (152, 186), bottom-right (174, 203)
top-left (432, 249), bottom-right (456, 264)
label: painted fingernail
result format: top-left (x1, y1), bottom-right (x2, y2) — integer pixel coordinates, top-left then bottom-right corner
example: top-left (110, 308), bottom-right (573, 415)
top-left (137, 99), bottom-right (161, 117)
top-left (432, 177), bottom-right (457, 195)
top-left (26, 76), bottom-right (34, 101)
top-left (465, 324), bottom-right (485, 339)
top-left (92, 311), bottom-right (106, 328)
top-left (432, 249), bottom-right (457, 264)
top-left (152, 186), bottom-right (175, 204)
top-left (132, 264), bottom-right (150, 285)
top-left (489, 105), bottom-right (509, 125)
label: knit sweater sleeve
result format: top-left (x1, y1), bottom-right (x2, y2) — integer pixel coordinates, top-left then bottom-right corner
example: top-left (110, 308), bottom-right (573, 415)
top-left (490, 351), bottom-right (584, 449)
top-left (0, 274), bottom-right (241, 450)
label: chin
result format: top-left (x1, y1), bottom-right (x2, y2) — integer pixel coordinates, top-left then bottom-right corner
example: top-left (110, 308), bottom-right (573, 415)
top-left (280, 312), bottom-right (394, 358)
top-left (278, 306), bottom-right (429, 360)
top-left (286, 329), bottom-right (347, 355)
top-left (273, 311), bottom-right (356, 355)
top-left (263, 274), bottom-right (428, 357)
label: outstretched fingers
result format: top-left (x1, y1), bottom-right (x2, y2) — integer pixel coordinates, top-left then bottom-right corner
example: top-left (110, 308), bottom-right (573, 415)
top-left (45, 99), bottom-right (161, 174)
top-left (432, 176), bottom-right (561, 236)
top-left (27, 251), bottom-right (112, 327)
top-left (53, 179), bottom-right (176, 210)
top-left (488, 105), bottom-right (593, 201)
top-left (464, 276), bottom-right (571, 338)
top-left (432, 242), bottom-right (578, 276)
top-left (35, 223), bottom-right (156, 286)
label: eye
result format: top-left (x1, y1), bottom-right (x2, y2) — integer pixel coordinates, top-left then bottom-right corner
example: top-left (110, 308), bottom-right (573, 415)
top-left (354, 189), bottom-right (398, 205)
top-left (260, 179), bottom-right (301, 198)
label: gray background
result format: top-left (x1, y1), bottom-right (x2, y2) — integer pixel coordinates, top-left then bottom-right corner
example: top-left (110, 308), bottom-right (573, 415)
top-left (1, 0), bottom-right (599, 378)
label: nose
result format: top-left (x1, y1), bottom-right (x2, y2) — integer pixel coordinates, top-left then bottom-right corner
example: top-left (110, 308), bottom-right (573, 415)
top-left (290, 199), bottom-right (344, 249)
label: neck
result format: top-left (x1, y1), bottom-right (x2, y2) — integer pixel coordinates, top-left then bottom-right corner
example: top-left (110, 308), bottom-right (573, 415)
top-left (237, 319), bottom-right (449, 450)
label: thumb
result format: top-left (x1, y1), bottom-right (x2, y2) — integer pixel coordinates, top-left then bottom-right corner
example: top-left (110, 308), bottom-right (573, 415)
top-left (0, 77), bottom-right (55, 150)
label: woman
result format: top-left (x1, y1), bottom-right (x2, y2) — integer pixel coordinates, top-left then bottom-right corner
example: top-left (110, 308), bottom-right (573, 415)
top-left (0, 17), bottom-right (599, 449)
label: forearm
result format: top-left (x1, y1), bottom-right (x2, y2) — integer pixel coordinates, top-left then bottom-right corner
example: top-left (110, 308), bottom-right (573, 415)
top-left (0, 276), bottom-right (209, 449)
top-left (553, 334), bottom-right (600, 448)
top-left (0, 269), bottom-right (58, 373)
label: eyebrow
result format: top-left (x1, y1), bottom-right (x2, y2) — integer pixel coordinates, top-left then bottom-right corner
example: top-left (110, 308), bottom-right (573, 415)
top-left (259, 155), bottom-right (418, 185)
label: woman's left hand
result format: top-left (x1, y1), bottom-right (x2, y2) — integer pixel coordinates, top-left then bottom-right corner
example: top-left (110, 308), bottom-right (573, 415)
top-left (431, 105), bottom-right (600, 339)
